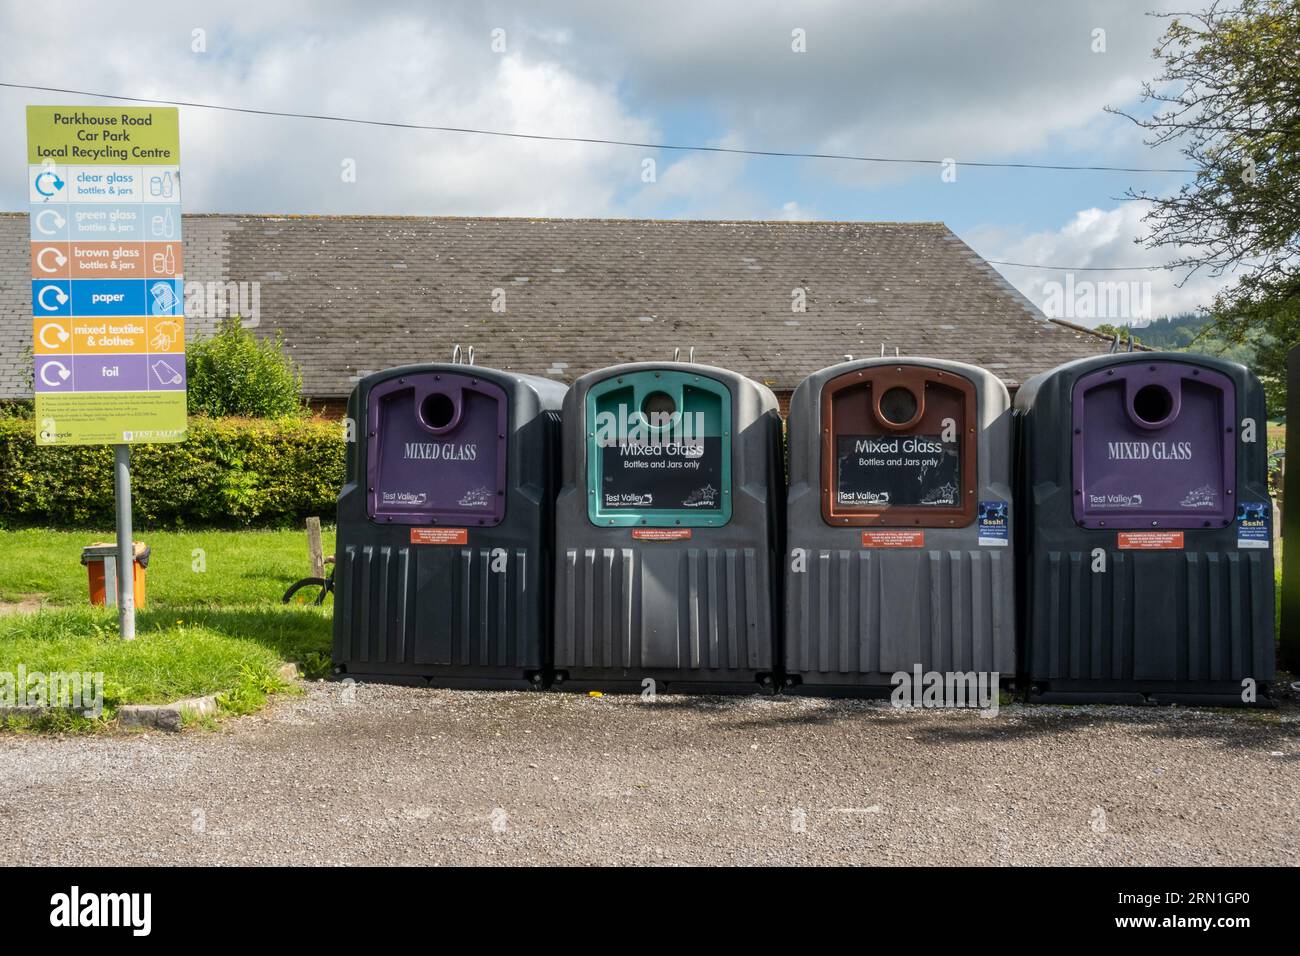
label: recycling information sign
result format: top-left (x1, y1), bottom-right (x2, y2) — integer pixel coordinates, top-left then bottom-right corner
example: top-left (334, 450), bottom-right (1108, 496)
top-left (28, 106), bottom-right (185, 446)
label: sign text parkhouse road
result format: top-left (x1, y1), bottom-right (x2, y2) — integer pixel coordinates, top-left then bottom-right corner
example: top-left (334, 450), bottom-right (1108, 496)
top-left (28, 106), bottom-right (185, 446)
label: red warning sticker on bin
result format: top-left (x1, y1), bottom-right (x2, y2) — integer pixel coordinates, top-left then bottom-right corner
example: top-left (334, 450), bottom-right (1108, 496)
top-left (861, 530), bottom-right (925, 548)
top-left (1116, 531), bottom-right (1184, 550)
top-left (632, 528), bottom-right (693, 541)
top-left (410, 527), bottom-right (468, 545)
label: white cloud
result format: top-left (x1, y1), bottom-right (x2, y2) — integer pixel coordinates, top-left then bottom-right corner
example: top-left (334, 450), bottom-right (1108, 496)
top-left (967, 204), bottom-right (1238, 324)
top-left (0, 5), bottom-right (660, 216)
top-left (0, 0), bottom-right (1196, 213)
top-left (528, 0), bottom-right (1193, 185)
top-left (776, 200), bottom-right (820, 221)
top-left (0, 0), bottom-right (1215, 292)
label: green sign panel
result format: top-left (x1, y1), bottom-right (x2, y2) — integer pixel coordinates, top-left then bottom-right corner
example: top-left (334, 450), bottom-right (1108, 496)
top-left (28, 106), bottom-right (186, 446)
top-left (26, 107), bottom-right (181, 165)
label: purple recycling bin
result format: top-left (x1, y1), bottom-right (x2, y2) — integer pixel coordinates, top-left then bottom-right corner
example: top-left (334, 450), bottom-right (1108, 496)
top-left (1016, 353), bottom-right (1276, 704)
top-left (333, 364), bottom-right (566, 688)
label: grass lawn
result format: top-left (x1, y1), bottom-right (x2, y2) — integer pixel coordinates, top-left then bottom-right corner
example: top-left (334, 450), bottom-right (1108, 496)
top-left (0, 527), bottom-right (334, 607)
top-left (0, 527), bottom-right (335, 731)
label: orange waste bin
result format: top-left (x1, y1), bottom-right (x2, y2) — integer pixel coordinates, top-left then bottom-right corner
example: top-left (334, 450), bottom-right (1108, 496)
top-left (81, 542), bottom-right (150, 608)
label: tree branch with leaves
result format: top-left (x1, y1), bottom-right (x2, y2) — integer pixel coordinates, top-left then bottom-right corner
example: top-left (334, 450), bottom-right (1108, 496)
top-left (1110, 0), bottom-right (1300, 411)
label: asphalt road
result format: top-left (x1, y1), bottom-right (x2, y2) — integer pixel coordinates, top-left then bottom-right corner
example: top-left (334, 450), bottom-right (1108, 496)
top-left (2, 682), bottom-right (1296, 866)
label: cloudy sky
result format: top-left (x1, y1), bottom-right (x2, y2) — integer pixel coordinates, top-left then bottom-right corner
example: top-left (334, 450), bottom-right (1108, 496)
top-left (1, 0), bottom-right (1239, 322)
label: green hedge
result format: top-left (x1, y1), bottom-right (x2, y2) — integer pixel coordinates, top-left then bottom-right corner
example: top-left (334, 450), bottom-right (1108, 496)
top-left (0, 417), bottom-right (345, 527)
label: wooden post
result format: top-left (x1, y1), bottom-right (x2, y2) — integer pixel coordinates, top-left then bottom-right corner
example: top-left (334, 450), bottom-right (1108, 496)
top-left (1275, 497), bottom-right (1284, 576)
top-left (306, 517), bottom-right (325, 579)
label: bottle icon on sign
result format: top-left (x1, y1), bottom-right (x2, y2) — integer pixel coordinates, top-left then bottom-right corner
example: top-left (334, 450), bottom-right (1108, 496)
top-left (151, 245), bottom-right (176, 275)
top-left (152, 208), bottom-right (175, 239)
top-left (149, 172), bottom-right (175, 198)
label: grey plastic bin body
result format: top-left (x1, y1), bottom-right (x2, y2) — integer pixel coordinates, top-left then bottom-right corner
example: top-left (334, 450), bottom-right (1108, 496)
top-left (784, 357), bottom-right (1016, 693)
top-left (553, 362), bottom-right (785, 691)
top-left (333, 363), bottom-right (566, 688)
top-left (1015, 352), bottom-right (1276, 703)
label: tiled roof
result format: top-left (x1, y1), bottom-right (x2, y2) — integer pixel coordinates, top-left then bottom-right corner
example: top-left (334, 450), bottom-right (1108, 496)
top-left (1, 213), bottom-right (1116, 398)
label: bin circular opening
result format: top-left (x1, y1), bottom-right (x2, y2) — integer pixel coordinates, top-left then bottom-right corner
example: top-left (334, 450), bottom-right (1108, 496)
top-left (641, 390), bottom-right (677, 425)
top-left (1132, 384), bottom-right (1174, 425)
top-left (878, 386), bottom-right (919, 426)
top-left (420, 392), bottom-right (456, 430)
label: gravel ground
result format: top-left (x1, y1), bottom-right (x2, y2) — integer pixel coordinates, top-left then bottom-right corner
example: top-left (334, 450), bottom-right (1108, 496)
top-left (1, 682), bottom-right (1297, 866)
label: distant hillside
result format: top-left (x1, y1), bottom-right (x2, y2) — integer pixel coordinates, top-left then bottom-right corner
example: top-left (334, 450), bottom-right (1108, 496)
top-left (1127, 313), bottom-right (1211, 348)
top-left (1097, 313), bottom-right (1257, 364)
top-left (1096, 313), bottom-right (1285, 416)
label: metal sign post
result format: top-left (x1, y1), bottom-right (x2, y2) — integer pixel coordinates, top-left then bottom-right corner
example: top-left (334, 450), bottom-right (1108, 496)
top-left (113, 444), bottom-right (135, 640)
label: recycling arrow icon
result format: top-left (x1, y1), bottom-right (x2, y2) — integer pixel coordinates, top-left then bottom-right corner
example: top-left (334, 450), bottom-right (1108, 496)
top-left (36, 285), bottom-right (69, 311)
top-left (38, 323), bottom-right (71, 350)
top-left (39, 360), bottom-right (71, 388)
top-left (35, 209), bottom-right (66, 235)
top-left (36, 247), bottom-right (68, 273)
top-left (34, 170), bottom-right (65, 198)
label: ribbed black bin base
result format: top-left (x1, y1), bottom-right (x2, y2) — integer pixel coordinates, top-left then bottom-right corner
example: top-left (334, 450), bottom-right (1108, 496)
top-left (551, 669), bottom-right (775, 695)
top-left (1029, 679), bottom-right (1275, 707)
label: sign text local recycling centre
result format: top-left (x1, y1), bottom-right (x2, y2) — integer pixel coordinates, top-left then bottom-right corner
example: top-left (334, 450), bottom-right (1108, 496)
top-left (28, 106), bottom-right (186, 446)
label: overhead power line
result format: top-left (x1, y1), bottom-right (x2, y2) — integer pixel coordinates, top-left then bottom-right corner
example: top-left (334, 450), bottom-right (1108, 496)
top-left (0, 80), bottom-right (1196, 175)
top-left (985, 258), bottom-right (1174, 272)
